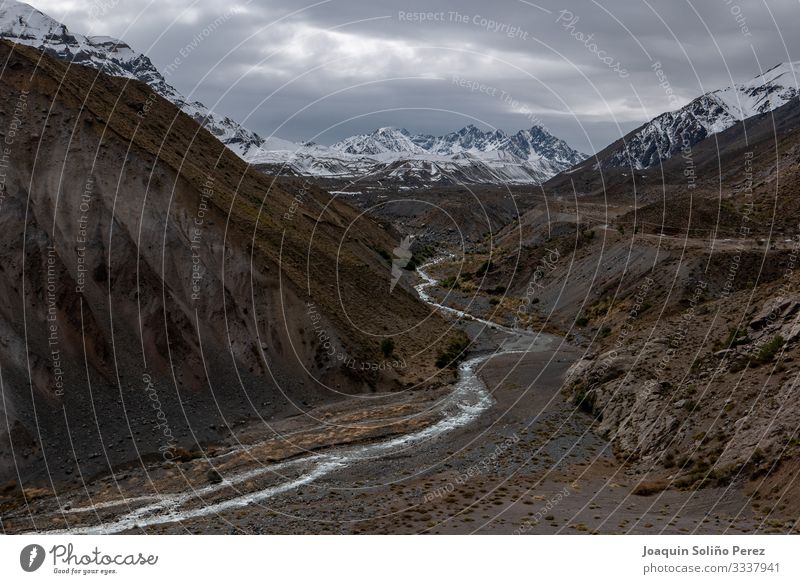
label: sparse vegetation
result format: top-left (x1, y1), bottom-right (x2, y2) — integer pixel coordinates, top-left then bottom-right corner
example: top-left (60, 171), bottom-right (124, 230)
top-left (380, 338), bottom-right (395, 357)
top-left (435, 332), bottom-right (471, 369)
top-left (752, 335), bottom-right (784, 365)
top-left (572, 384), bottom-right (596, 415)
top-left (439, 276), bottom-right (461, 290)
top-left (632, 480), bottom-right (669, 496)
top-left (373, 247), bottom-right (391, 263)
top-left (475, 260), bottom-right (493, 277)
top-left (716, 326), bottom-right (748, 350)
top-left (403, 244), bottom-right (434, 271)
top-left (594, 297), bottom-right (614, 315)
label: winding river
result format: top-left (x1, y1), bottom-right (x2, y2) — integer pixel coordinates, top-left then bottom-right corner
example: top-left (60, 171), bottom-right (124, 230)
top-left (44, 258), bottom-right (545, 534)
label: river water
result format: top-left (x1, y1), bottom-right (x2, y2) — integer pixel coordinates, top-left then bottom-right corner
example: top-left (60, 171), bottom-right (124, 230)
top-left (45, 259), bottom-right (548, 534)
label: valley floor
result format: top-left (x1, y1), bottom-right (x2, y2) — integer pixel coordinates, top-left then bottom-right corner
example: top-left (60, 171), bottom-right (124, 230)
top-left (166, 328), bottom-right (763, 535)
top-left (1, 323), bottom-right (769, 534)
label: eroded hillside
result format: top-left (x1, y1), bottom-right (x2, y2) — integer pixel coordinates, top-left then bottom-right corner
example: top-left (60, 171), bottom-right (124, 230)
top-left (0, 40), bottom-right (456, 493)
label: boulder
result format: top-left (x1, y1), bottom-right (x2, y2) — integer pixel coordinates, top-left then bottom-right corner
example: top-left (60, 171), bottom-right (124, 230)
top-left (750, 297), bottom-right (800, 330)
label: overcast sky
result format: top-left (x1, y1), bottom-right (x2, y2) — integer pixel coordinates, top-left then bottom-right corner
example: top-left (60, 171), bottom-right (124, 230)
top-left (32, 0), bottom-right (800, 153)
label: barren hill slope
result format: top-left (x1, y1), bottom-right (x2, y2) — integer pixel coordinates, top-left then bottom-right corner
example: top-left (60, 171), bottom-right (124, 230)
top-left (0, 40), bottom-right (451, 490)
top-left (422, 95), bottom-right (800, 521)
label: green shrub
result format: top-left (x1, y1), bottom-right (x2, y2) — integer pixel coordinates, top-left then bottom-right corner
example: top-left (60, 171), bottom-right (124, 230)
top-left (716, 326), bottom-right (748, 351)
top-left (475, 260), bottom-right (493, 277)
top-left (403, 250), bottom-right (428, 271)
top-left (439, 276), bottom-right (460, 290)
top-left (373, 247), bottom-right (391, 263)
top-left (753, 335), bottom-right (784, 365)
top-left (380, 338), bottom-right (395, 357)
top-left (435, 333), bottom-right (471, 369)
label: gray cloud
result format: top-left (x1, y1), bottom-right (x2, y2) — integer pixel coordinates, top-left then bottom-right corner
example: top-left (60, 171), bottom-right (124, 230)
top-left (35, 0), bottom-right (800, 153)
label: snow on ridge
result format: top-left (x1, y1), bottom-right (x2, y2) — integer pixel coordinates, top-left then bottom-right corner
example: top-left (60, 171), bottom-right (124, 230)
top-left (246, 124), bottom-right (586, 185)
top-left (0, 0), bottom-right (265, 159)
top-left (610, 62), bottom-right (800, 169)
top-left (0, 1), bottom-right (585, 185)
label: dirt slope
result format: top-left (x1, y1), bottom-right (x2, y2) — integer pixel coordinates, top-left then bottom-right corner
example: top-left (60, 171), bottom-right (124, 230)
top-left (0, 40), bottom-right (453, 493)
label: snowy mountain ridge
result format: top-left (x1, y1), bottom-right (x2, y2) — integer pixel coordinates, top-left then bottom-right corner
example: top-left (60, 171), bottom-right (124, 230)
top-left (0, 1), bottom-right (586, 185)
top-left (247, 124), bottom-right (587, 185)
top-left (608, 61), bottom-right (800, 169)
top-left (0, 0), bottom-right (266, 158)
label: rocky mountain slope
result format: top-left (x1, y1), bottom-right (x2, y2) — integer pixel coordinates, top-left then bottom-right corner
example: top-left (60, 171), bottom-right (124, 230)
top-left (0, 40), bottom-right (452, 492)
top-left (544, 92), bottom-right (800, 214)
top-left (599, 61), bottom-right (799, 169)
top-left (0, 0), bottom-right (266, 158)
top-left (442, 89), bottom-right (800, 513)
top-left (249, 125), bottom-right (586, 185)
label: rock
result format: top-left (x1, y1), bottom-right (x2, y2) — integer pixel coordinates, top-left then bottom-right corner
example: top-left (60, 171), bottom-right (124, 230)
top-left (750, 297), bottom-right (800, 330)
top-left (779, 321), bottom-right (800, 344)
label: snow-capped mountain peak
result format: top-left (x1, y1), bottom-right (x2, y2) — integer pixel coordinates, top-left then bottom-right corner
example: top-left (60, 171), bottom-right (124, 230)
top-left (0, 1), bottom-right (586, 186)
top-left (608, 61), bottom-right (799, 169)
top-left (332, 127), bottom-right (428, 156)
top-left (412, 124), bottom-right (585, 167)
top-left (0, 0), bottom-right (265, 159)
top-left (419, 124), bottom-right (509, 156)
top-left (708, 61), bottom-right (799, 123)
top-left (0, 0), bottom-right (64, 39)
top-left (250, 123), bottom-right (586, 186)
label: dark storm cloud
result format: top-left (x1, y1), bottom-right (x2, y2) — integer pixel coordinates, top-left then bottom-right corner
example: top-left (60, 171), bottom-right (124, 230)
top-left (38, 0), bottom-right (800, 152)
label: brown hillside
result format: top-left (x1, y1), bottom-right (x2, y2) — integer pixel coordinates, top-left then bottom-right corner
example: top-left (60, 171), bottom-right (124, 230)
top-left (0, 40), bottom-right (453, 489)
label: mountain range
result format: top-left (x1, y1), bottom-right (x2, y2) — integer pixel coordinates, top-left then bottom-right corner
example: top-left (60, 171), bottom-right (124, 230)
top-left (0, 1), bottom-right (586, 186)
top-left (247, 125), bottom-right (586, 185)
top-left (603, 61), bottom-right (799, 169)
top-left (2, 0), bottom-right (800, 537)
top-left (1, 0), bottom-right (797, 186)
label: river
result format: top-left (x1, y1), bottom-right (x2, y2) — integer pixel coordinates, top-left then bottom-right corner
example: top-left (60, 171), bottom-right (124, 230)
top-left (43, 258), bottom-right (546, 534)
